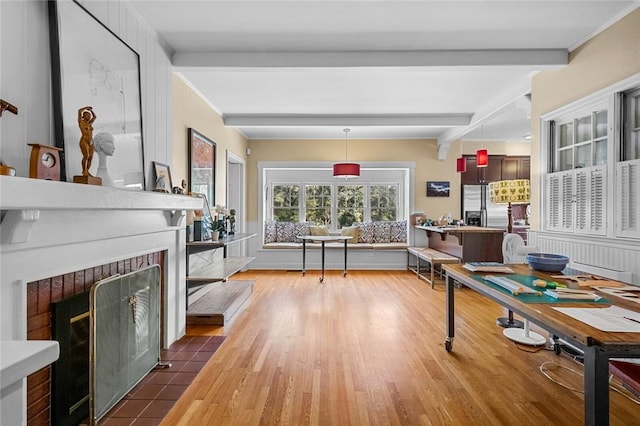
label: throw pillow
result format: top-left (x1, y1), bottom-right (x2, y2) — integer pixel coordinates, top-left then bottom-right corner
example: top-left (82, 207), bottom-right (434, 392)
top-left (372, 221), bottom-right (392, 243)
top-left (341, 226), bottom-right (359, 243)
top-left (357, 222), bottom-right (374, 243)
top-left (390, 220), bottom-right (407, 242)
top-left (264, 220), bottom-right (277, 243)
top-left (276, 221), bottom-right (296, 242)
top-left (294, 222), bottom-right (313, 242)
top-left (309, 225), bottom-right (329, 236)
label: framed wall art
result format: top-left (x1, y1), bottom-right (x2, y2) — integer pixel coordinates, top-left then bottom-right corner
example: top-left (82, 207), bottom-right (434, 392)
top-left (188, 128), bottom-right (216, 205)
top-left (152, 162), bottom-right (172, 193)
top-left (49, 0), bottom-right (145, 189)
top-left (427, 181), bottom-right (450, 197)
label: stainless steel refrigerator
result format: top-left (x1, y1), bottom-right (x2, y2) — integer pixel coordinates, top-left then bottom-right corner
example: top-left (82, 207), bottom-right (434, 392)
top-left (461, 184), bottom-right (509, 229)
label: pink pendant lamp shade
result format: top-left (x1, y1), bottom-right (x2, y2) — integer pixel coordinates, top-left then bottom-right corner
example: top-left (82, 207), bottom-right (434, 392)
top-left (333, 128), bottom-right (360, 178)
top-left (476, 149), bottom-right (488, 167)
top-left (456, 157), bottom-right (467, 173)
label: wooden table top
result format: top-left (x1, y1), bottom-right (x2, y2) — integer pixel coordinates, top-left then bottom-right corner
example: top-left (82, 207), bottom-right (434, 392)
top-left (443, 263), bottom-right (640, 350)
top-left (298, 235), bottom-right (351, 242)
top-left (417, 225), bottom-right (505, 233)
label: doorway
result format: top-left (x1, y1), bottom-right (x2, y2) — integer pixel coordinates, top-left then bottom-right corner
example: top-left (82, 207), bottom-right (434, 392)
top-left (226, 151), bottom-right (245, 256)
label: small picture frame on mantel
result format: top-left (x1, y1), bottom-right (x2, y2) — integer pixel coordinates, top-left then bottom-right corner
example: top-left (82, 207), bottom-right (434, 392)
top-left (152, 162), bottom-right (172, 193)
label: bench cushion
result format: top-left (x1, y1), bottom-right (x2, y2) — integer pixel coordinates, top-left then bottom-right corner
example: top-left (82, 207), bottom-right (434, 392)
top-left (262, 242), bottom-right (408, 250)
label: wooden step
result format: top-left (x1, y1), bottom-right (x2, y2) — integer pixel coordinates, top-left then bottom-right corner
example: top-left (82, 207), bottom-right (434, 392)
top-left (187, 280), bottom-right (254, 325)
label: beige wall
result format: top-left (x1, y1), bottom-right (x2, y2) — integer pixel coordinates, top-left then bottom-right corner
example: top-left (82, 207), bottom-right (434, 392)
top-left (172, 75), bottom-right (247, 206)
top-left (529, 8), bottom-right (640, 227)
top-left (461, 141), bottom-right (531, 157)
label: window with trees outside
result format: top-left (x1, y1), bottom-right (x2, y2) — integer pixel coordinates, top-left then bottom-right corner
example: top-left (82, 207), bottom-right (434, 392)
top-left (272, 184), bottom-right (299, 222)
top-left (305, 184), bottom-right (332, 226)
top-left (265, 166), bottom-right (408, 230)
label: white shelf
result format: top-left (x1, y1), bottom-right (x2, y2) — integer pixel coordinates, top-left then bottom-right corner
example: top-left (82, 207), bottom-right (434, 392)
top-left (187, 256), bottom-right (255, 282)
top-left (1, 340), bottom-right (59, 389)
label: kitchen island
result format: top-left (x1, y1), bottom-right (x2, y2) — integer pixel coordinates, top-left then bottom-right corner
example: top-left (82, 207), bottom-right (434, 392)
top-left (416, 225), bottom-right (505, 262)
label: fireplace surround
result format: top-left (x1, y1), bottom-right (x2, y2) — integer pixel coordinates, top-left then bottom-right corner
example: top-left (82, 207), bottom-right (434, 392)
top-left (0, 176), bottom-right (202, 425)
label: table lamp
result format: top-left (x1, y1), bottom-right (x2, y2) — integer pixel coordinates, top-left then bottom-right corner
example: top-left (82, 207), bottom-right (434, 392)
top-left (488, 179), bottom-right (530, 233)
top-left (488, 179), bottom-right (533, 332)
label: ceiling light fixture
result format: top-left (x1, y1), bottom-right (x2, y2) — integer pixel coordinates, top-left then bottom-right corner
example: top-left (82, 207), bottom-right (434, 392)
top-left (476, 125), bottom-right (488, 167)
top-left (456, 137), bottom-right (466, 173)
top-left (333, 128), bottom-right (360, 178)
top-left (476, 149), bottom-right (488, 167)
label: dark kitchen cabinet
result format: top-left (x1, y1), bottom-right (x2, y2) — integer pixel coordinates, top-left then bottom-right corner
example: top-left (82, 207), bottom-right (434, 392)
top-left (502, 156), bottom-right (530, 180)
top-left (461, 155), bottom-right (530, 184)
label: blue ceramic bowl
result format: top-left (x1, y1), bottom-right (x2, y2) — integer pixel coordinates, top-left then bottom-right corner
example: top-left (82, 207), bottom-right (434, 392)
top-left (526, 253), bottom-right (570, 272)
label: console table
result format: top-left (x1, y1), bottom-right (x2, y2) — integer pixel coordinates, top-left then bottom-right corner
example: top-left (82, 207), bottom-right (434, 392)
top-left (416, 225), bottom-right (504, 262)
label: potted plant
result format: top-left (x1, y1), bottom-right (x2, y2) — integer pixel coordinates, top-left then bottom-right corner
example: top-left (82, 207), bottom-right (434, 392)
top-left (207, 219), bottom-right (220, 241)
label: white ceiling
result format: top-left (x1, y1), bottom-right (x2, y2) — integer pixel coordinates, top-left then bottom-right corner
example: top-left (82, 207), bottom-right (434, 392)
top-left (127, 0), bottom-right (639, 149)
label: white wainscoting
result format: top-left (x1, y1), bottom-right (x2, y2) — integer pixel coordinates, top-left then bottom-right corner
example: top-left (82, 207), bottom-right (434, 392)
top-left (528, 230), bottom-right (640, 284)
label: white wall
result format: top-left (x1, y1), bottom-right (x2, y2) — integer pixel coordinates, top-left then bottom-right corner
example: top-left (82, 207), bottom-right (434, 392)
top-left (0, 0), bottom-right (174, 183)
top-left (0, 1), bottom-right (178, 424)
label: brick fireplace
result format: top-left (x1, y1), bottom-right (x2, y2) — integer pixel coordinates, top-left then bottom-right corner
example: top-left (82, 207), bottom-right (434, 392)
top-left (0, 176), bottom-right (202, 425)
top-left (25, 252), bottom-right (165, 425)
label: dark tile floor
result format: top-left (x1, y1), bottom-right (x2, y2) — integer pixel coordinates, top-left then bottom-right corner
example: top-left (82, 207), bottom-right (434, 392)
top-left (99, 335), bottom-right (225, 425)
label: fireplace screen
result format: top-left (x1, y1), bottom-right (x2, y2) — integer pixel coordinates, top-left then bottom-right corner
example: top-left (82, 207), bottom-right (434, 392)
top-left (90, 265), bottom-right (160, 423)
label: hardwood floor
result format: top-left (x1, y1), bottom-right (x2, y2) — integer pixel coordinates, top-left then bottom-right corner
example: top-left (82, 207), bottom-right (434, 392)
top-left (162, 270), bottom-right (640, 425)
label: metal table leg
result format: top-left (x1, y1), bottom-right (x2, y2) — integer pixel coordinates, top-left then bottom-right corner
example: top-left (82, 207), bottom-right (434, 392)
top-left (301, 239), bottom-right (306, 276)
top-left (445, 272), bottom-right (455, 352)
top-left (583, 346), bottom-right (610, 426)
top-left (343, 239), bottom-right (348, 277)
top-left (320, 241), bottom-right (326, 283)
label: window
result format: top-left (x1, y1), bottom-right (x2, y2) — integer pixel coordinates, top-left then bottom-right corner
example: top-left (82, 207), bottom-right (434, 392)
top-left (623, 87), bottom-right (640, 161)
top-left (305, 184), bottom-right (332, 226)
top-left (263, 165), bottom-right (409, 234)
top-left (545, 105), bottom-right (608, 235)
top-left (616, 87), bottom-right (640, 237)
top-left (369, 184), bottom-right (398, 221)
top-left (543, 82), bottom-right (640, 239)
top-left (337, 184), bottom-right (364, 228)
top-left (552, 109), bottom-right (607, 172)
top-left (271, 181), bottom-right (401, 228)
top-left (272, 184), bottom-right (299, 222)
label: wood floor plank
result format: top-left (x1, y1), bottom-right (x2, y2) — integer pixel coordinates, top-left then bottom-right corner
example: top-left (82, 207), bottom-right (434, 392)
top-left (161, 270), bottom-right (640, 425)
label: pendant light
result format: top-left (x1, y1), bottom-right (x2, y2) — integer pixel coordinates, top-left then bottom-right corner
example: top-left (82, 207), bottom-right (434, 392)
top-left (476, 149), bottom-right (488, 167)
top-left (333, 128), bottom-right (360, 178)
top-left (456, 138), bottom-right (466, 173)
top-left (476, 124), bottom-right (488, 167)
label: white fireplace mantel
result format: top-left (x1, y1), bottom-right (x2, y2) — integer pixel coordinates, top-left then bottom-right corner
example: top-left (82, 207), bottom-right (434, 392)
top-left (0, 176), bottom-right (203, 244)
top-left (1, 176), bottom-right (206, 426)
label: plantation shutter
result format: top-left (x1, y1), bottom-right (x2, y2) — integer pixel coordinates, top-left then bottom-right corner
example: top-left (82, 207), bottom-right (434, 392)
top-left (617, 159), bottom-right (640, 237)
top-left (546, 171), bottom-right (574, 232)
top-left (560, 172), bottom-right (574, 232)
top-left (575, 170), bottom-right (588, 233)
top-left (574, 166), bottom-right (606, 235)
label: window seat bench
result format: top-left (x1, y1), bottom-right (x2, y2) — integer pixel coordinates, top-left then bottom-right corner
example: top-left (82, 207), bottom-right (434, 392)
top-left (263, 242), bottom-right (409, 250)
